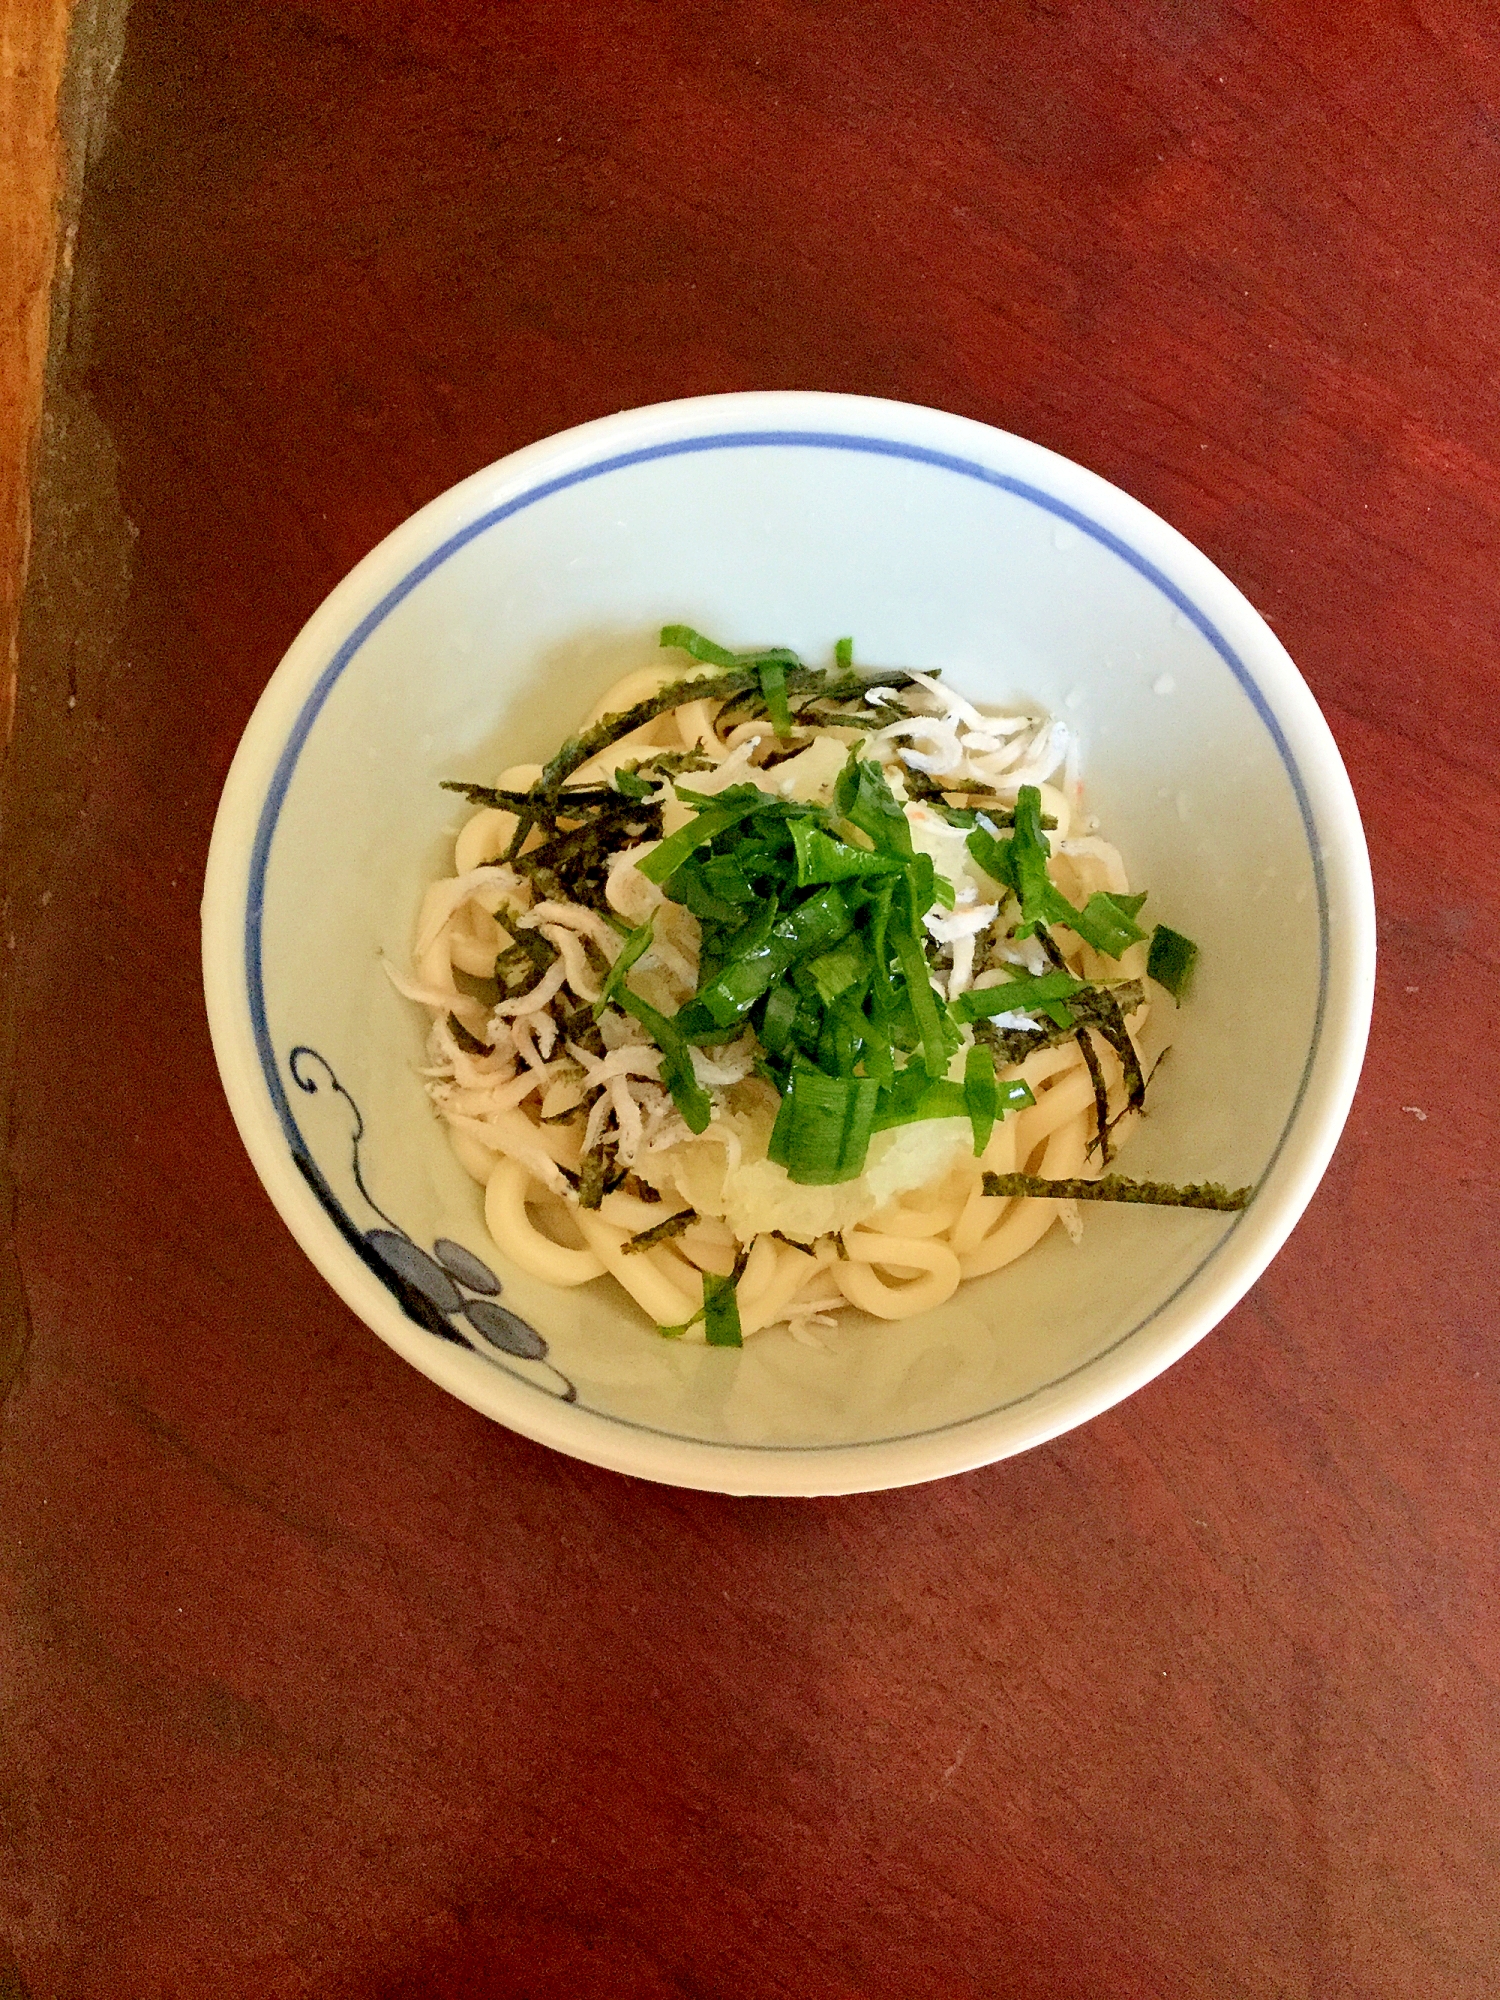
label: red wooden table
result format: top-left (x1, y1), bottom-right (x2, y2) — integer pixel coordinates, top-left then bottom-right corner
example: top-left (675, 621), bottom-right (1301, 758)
top-left (3, 5), bottom-right (1497, 1994)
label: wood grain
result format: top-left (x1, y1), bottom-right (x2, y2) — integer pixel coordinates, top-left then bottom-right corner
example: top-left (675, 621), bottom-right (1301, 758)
top-left (0, 0), bottom-right (71, 744)
top-left (2, 4), bottom-right (1498, 1997)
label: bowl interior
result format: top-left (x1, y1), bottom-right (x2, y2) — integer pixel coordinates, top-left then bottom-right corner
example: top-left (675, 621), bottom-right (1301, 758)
top-left (210, 404), bottom-right (1355, 1489)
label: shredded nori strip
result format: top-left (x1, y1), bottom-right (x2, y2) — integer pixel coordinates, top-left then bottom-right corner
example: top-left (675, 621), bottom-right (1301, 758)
top-left (445, 648), bottom-right (920, 869)
top-left (969, 1021), bottom-right (1046, 1066)
top-left (1082, 1047), bottom-right (1170, 1160)
top-left (576, 1142), bottom-right (630, 1210)
top-left (508, 800), bottom-right (663, 911)
top-left (1035, 925), bottom-right (1071, 974)
top-left (899, 769), bottom-right (1055, 827)
top-left (1115, 1046), bottom-right (1167, 1140)
top-left (537, 668), bottom-right (758, 805)
top-left (444, 749), bottom-right (717, 818)
top-left (554, 999), bottom-right (606, 1060)
top-left (895, 768), bottom-right (967, 813)
top-left (539, 1098), bottom-right (585, 1124)
top-left (441, 781), bottom-right (621, 813)
top-left (758, 737), bottom-right (820, 768)
top-left (797, 705), bottom-right (888, 735)
top-left (438, 641), bottom-right (1195, 1220)
top-left (982, 1172), bottom-right (1252, 1210)
top-left (713, 664), bottom-right (922, 732)
top-left (576, 1153), bottom-right (607, 1210)
top-left (1083, 983), bottom-right (1148, 1113)
top-left (1071, 980), bottom-right (1145, 1028)
top-left (615, 749), bottom-right (717, 788)
top-left (971, 978), bottom-right (1146, 1067)
top-left (1075, 1026), bottom-right (1113, 1163)
top-left (622, 1210), bottom-right (695, 1255)
top-left (494, 930), bottom-right (559, 997)
top-left (447, 1012), bottom-right (493, 1057)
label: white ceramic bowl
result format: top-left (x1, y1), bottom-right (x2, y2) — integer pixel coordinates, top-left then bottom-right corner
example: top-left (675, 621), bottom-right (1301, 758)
top-left (202, 391), bottom-right (1375, 1495)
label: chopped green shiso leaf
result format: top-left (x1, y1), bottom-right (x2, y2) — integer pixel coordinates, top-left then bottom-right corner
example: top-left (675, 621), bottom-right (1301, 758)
top-left (952, 968), bottom-right (1086, 1030)
top-left (588, 733), bottom-right (1056, 1186)
top-left (964, 1043), bottom-right (1000, 1158)
top-left (657, 1283), bottom-right (745, 1346)
top-left (616, 984), bottom-right (712, 1134)
top-left (655, 1252), bottom-right (747, 1345)
top-left (594, 915), bottom-right (655, 1017)
top-left (702, 1266), bottom-right (746, 1346)
top-left (611, 765), bottom-right (655, 801)
top-left (584, 731), bottom-right (1176, 1186)
top-left (757, 653), bottom-right (794, 739)
top-left (768, 1060), bottom-right (882, 1184)
top-left (637, 791), bottom-right (771, 884)
top-left (450, 630), bottom-right (1212, 1205)
top-left (967, 786), bottom-right (1151, 957)
top-left (658, 625), bottom-right (741, 671)
top-left (790, 818), bottom-right (905, 887)
top-left (1147, 924), bottom-right (1199, 1002)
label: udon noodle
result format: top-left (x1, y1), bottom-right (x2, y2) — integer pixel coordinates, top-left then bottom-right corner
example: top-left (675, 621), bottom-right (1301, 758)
top-left (394, 647), bottom-right (1155, 1345)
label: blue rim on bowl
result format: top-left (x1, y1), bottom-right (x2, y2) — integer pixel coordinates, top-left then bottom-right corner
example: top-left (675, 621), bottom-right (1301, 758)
top-left (202, 391), bottom-right (1375, 1495)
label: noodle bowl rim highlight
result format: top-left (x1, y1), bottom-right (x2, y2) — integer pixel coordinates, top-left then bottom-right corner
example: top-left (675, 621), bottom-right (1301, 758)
top-left (202, 392), bottom-right (1373, 1491)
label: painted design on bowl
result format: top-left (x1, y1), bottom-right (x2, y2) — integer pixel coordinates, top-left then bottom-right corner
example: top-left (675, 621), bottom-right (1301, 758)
top-left (287, 1045), bottom-right (576, 1401)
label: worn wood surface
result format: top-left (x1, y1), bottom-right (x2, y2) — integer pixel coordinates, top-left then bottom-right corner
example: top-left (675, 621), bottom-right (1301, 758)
top-left (3, 4), bottom-right (1498, 1996)
top-left (0, 0), bottom-right (73, 744)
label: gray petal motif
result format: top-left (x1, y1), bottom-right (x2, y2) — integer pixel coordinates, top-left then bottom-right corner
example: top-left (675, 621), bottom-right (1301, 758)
top-left (366, 1231), bottom-right (464, 1314)
top-left (432, 1238), bottom-right (502, 1294)
top-left (462, 1298), bottom-right (548, 1360)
